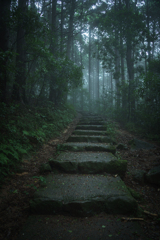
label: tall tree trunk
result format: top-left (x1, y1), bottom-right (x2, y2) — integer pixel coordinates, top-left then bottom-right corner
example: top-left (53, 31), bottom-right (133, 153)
top-left (31, 0), bottom-right (36, 10)
top-left (114, 0), bottom-right (120, 109)
top-left (88, 26), bottom-right (92, 101)
top-left (96, 33), bottom-right (99, 101)
top-left (110, 72), bottom-right (113, 107)
top-left (49, 0), bottom-right (57, 104)
top-left (152, 18), bottom-right (155, 59)
top-left (12, 0), bottom-right (27, 103)
top-left (96, 51), bottom-right (99, 100)
top-left (125, 0), bottom-right (135, 121)
top-left (0, 0), bottom-right (11, 102)
top-left (67, 0), bottom-right (76, 59)
top-left (60, 0), bottom-right (64, 55)
top-left (119, 0), bottom-right (126, 110)
top-left (102, 68), bottom-right (105, 111)
top-left (126, 38), bottom-right (135, 121)
top-left (146, 0), bottom-right (151, 63)
top-left (80, 5), bottom-right (84, 111)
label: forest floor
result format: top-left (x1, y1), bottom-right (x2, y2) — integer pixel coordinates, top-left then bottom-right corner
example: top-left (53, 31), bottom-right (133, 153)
top-left (0, 114), bottom-right (160, 240)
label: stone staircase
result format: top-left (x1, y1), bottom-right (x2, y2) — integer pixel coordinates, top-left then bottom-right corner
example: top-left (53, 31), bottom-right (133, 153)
top-left (30, 114), bottom-right (138, 217)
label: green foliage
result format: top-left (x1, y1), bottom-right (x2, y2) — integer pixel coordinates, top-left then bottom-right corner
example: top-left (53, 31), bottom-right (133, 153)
top-left (1, 6), bottom-right (83, 105)
top-left (134, 56), bottom-right (160, 135)
top-left (0, 102), bottom-right (76, 183)
top-left (125, 122), bottom-right (137, 133)
top-left (32, 176), bottom-right (46, 185)
top-left (106, 122), bottom-right (116, 137)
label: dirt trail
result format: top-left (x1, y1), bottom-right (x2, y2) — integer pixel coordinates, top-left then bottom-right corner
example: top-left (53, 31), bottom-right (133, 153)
top-left (0, 114), bottom-right (160, 240)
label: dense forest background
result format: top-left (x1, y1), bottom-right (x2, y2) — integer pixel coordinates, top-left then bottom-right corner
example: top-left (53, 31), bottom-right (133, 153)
top-left (0, 0), bottom-right (160, 181)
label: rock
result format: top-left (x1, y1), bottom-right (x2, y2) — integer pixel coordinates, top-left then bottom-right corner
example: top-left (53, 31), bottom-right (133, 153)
top-left (30, 174), bottom-right (138, 216)
top-left (58, 142), bottom-right (116, 154)
top-left (128, 139), bottom-right (156, 150)
top-left (79, 121), bottom-right (106, 125)
top-left (146, 165), bottom-right (160, 186)
top-left (39, 163), bottom-right (52, 173)
top-left (67, 135), bottom-right (116, 144)
top-left (131, 170), bottom-right (146, 185)
top-left (76, 125), bottom-right (106, 131)
top-left (116, 143), bottom-right (128, 150)
top-left (127, 187), bottom-right (144, 201)
top-left (49, 152), bottom-right (127, 177)
top-left (72, 130), bottom-right (107, 136)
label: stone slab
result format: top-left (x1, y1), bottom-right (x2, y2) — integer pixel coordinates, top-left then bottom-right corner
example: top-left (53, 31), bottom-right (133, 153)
top-left (80, 117), bottom-right (104, 120)
top-left (67, 135), bottom-right (113, 143)
top-left (58, 142), bottom-right (116, 154)
top-left (72, 130), bottom-right (107, 135)
top-left (76, 125), bottom-right (106, 130)
top-left (129, 138), bottom-right (156, 150)
top-left (30, 174), bottom-right (138, 216)
top-left (146, 165), bottom-right (160, 186)
top-left (49, 152), bottom-right (127, 177)
top-left (79, 121), bottom-right (106, 125)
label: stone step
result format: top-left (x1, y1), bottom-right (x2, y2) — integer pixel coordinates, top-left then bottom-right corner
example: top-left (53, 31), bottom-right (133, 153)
top-left (49, 152), bottom-right (127, 177)
top-left (80, 118), bottom-right (104, 122)
top-left (72, 130), bottom-right (107, 136)
top-left (58, 142), bottom-right (116, 154)
top-left (79, 121), bottom-right (106, 125)
top-left (67, 135), bottom-right (115, 144)
top-left (30, 174), bottom-right (138, 216)
top-left (76, 125), bottom-right (106, 130)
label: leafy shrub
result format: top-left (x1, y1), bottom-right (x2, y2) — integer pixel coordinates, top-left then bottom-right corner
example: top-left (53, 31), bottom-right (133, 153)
top-left (0, 102), bottom-right (76, 183)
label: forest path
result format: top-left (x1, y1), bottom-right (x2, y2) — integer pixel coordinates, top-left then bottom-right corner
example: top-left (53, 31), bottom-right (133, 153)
top-left (17, 113), bottom-right (149, 240)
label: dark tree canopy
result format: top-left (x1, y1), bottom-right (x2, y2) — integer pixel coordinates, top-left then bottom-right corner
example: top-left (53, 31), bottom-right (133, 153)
top-left (0, 0), bottom-right (160, 133)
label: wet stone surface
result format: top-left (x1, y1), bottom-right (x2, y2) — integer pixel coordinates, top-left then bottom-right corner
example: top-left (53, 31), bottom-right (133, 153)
top-left (78, 121), bottom-right (106, 125)
top-left (76, 125), bottom-right (106, 130)
top-left (30, 174), bottom-right (138, 216)
top-left (72, 130), bottom-right (108, 135)
top-left (66, 135), bottom-right (114, 143)
top-left (49, 152), bottom-right (127, 177)
top-left (59, 142), bottom-right (116, 154)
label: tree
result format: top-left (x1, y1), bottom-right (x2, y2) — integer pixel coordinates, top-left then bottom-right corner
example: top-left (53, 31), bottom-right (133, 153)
top-left (12, 0), bottom-right (27, 102)
top-left (0, 0), bottom-right (11, 102)
top-left (49, 0), bottom-right (57, 104)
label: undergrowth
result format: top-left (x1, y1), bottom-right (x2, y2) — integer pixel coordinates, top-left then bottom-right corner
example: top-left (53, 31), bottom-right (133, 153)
top-left (106, 122), bottom-right (117, 140)
top-left (0, 102), bottom-right (76, 184)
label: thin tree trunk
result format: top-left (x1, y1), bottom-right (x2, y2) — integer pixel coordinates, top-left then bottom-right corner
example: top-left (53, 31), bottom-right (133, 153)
top-left (60, 0), bottom-right (64, 55)
top-left (12, 0), bottom-right (27, 103)
top-left (114, 0), bottom-right (120, 109)
top-left (88, 26), bottom-right (92, 100)
top-left (0, 0), bottom-right (11, 102)
top-left (125, 0), bottom-right (135, 121)
top-left (49, 0), bottom-right (57, 104)
top-left (80, 7), bottom-right (83, 111)
top-left (67, 0), bottom-right (76, 59)
top-left (111, 72), bottom-right (113, 107)
top-left (152, 18), bottom-right (155, 59)
top-left (96, 36), bottom-right (99, 100)
top-left (146, 0), bottom-right (151, 62)
top-left (126, 39), bottom-right (135, 120)
top-left (120, 23), bottom-right (126, 109)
